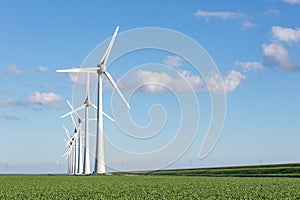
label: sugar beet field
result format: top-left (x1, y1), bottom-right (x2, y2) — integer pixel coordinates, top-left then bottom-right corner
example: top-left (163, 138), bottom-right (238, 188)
top-left (1, 164), bottom-right (300, 199)
top-left (1, 176), bottom-right (300, 199)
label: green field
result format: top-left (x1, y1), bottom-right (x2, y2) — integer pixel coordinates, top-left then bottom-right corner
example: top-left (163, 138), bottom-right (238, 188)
top-left (0, 175), bottom-right (300, 199)
top-left (1, 163), bottom-right (300, 199)
top-left (125, 163), bottom-right (300, 177)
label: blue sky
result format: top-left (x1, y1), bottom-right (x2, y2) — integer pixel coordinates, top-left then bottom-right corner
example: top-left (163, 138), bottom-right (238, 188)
top-left (0, 0), bottom-right (300, 173)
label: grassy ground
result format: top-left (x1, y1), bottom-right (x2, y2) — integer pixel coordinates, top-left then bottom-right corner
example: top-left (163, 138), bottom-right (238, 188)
top-left (1, 163), bottom-right (300, 199)
top-left (119, 163), bottom-right (300, 177)
top-left (1, 175), bottom-right (300, 199)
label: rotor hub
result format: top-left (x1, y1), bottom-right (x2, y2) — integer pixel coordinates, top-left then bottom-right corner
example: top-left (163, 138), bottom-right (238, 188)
top-left (98, 64), bottom-right (106, 74)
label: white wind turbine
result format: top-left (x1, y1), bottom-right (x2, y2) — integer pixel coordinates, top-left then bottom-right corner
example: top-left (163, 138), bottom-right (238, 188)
top-left (61, 127), bottom-right (72, 175)
top-left (62, 86), bottom-right (91, 175)
top-left (57, 26), bottom-right (130, 174)
top-left (61, 100), bottom-right (87, 174)
top-left (61, 74), bottom-right (114, 174)
top-left (62, 126), bottom-right (78, 175)
top-left (64, 101), bottom-right (84, 174)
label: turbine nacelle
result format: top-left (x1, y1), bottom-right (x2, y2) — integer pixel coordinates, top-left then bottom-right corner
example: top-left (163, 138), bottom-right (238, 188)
top-left (97, 64), bottom-right (106, 74)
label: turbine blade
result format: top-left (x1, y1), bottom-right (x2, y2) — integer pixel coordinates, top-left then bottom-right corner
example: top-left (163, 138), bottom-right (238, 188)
top-left (66, 138), bottom-right (72, 146)
top-left (61, 152), bottom-right (68, 158)
top-left (100, 26), bottom-right (119, 66)
top-left (63, 126), bottom-right (72, 138)
top-left (56, 67), bottom-right (98, 73)
top-left (90, 103), bottom-right (97, 110)
top-left (104, 71), bottom-right (131, 109)
top-left (66, 100), bottom-right (82, 121)
top-left (103, 112), bottom-right (114, 122)
top-left (70, 114), bottom-right (78, 131)
top-left (61, 104), bottom-right (86, 118)
top-left (91, 103), bottom-right (113, 121)
top-left (86, 72), bottom-right (90, 100)
top-left (66, 134), bottom-right (76, 146)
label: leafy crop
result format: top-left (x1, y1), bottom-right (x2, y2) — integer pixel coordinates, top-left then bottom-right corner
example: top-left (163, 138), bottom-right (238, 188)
top-left (0, 175), bottom-right (300, 199)
top-left (128, 163), bottom-right (300, 177)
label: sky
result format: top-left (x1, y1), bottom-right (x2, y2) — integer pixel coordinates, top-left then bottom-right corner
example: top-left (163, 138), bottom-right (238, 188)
top-left (0, 0), bottom-right (300, 173)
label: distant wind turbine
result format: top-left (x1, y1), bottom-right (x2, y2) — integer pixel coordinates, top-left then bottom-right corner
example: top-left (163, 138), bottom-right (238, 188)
top-left (57, 26), bottom-right (129, 174)
top-left (62, 76), bottom-right (114, 174)
top-left (62, 126), bottom-right (78, 175)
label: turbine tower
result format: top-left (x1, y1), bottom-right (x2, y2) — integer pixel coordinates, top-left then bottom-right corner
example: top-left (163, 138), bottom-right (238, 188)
top-left (62, 76), bottom-right (114, 174)
top-left (62, 99), bottom-right (85, 174)
top-left (62, 126), bottom-right (73, 174)
top-left (62, 126), bottom-right (78, 175)
top-left (57, 26), bottom-right (130, 174)
top-left (61, 74), bottom-right (94, 174)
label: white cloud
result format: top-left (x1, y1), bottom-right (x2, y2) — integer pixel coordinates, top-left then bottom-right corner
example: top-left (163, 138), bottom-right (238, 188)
top-left (235, 60), bottom-right (263, 72)
top-left (133, 70), bottom-right (175, 94)
top-left (0, 98), bottom-right (27, 107)
top-left (263, 9), bottom-right (280, 16)
top-left (283, 0), bottom-right (300, 4)
top-left (262, 43), bottom-right (295, 70)
top-left (194, 10), bottom-right (243, 20)
top-left (163, 56), bottom-right (184, 67)
top-left (242, 21), bottom-right (256, 30)
top-left (0, 98), bottom-right (14, 107)
top-left (272, 26), bottom-right (300, 43)
top-left (120, 69), bottom-right (244, 94)
top-left (28, 91), bottom-right (63, 108)
top-left (207, 70), bottom-right (246, 94)
top-left (38, 66), bottom-right (49, 72)
top-left (7, 64), bottom-right (22, 75)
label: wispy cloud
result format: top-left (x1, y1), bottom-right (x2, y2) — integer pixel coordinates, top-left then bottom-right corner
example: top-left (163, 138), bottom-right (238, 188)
top-left (206, 70), bottom-right (246, 94)
top-left (263, 9), bottom-right (280, 16)
top-left (235, 60), bottom-right (263, 72)
top-left (0, 114), bottom-right (19, 121)
top-left (242, 21), bottom-right (256, 30)
top-left (283, 0), bottom-right (300, 4)
top-left (28, 91), bottom-right (63, 108)
top-left (37, 66), bottom-right (49, 72)
top-left (7, 64), bottom-right (22, 76)
top-left (120, 69), bottom-right (245, 94)
top-left (0, 98), bottom-right (14, 107)
top-left (194, 10), bottom-right (244, 20)
top-left (194, 10), bottom-right (256, 30)
top-left (163, 55), bottom-right (184, 67)
top-left (0, 98), bottom-right (28, 107)
top-left (272, 26), bottom-right (300, 44)
top-left (262, 43), bottom-right (297, 71)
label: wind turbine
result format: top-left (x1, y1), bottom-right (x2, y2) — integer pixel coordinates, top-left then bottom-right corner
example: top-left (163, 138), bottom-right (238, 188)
top-left (62, 126), bottom-right (78, 175)
top-left (61, 126), bottom-right (72, 174)
top-left (61, 73), bottom-right (114, 174)
top-left (61, 76), bottom-right (94, 175)
top-left (62, 100), bottom-right (84, 174)
top-left (57, 26), bottom-right (130, 174)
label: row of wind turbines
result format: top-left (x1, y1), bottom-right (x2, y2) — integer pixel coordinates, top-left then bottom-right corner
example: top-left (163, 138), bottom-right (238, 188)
top-left (58, 26), bottom-right (130, 175)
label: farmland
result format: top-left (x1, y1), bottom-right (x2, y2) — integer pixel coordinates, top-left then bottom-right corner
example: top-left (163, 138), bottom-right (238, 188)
top-left (0, 175), bottom-right (300, 199)
top-left (1, 163), bottom-right (300, 199)
top-left (126, 163), bottom-right (300, 177)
